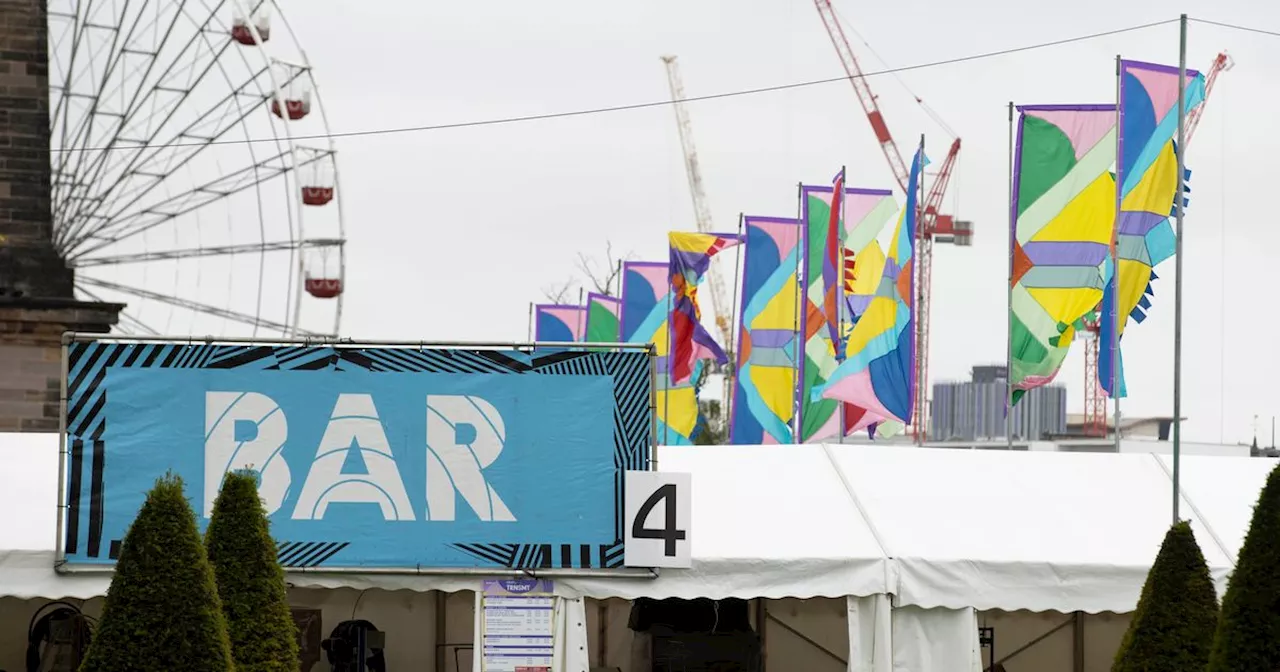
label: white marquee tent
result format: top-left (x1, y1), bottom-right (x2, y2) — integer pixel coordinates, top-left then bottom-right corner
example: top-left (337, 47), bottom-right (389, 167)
top-left (0, 433), bottom-right (1274, 671)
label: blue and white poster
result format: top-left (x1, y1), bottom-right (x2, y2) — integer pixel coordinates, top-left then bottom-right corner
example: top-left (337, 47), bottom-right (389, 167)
top-left (60, 342), bottom-right (652, 570)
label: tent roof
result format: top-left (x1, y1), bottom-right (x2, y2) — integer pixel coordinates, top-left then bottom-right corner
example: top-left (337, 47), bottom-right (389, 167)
top-left (0, 433), bottom-right (1275, 614)
top-left (564, 444), bottom-right (889, 600)
top-left (826, 446), bottom-right (1239, 612)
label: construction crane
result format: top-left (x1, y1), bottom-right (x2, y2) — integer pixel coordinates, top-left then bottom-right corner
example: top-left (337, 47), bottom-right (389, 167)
top-left (1079, 51), bottom-right (1233, 438)
top-left (813, 0), bottom-right (971, 443)
top-left (660, 55), bottom-right (735, 366)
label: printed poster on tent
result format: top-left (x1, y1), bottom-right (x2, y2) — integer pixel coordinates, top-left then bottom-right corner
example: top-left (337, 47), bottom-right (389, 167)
top-left (56, 338), bottom-right (653, 571)
top-left (481, 579), bottom-right (556, 672)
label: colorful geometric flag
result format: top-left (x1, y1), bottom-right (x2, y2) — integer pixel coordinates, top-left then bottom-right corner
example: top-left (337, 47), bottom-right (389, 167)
top-left (1099, 60), bottom-right (1206, 398)
top-left (798, 184), bottom-right (897, 442)
top-left (585, 292), bottom-right (622, 342)
top-left (534, 304), bottom-right (587, 342)
top-left (730, 216), bottom-right (801, 444)
top-left (1009, 104), bottom-right (1117, 406)
top-left (620, 260), bottom-right (699, 445)
top-left (668, 231), bottom-right (743, 386)
top-left (815, 143), bottom-right (925, 426)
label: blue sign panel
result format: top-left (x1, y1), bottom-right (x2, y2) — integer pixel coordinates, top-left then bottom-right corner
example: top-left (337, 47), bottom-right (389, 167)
top-left (60, 342), bottom-right (652, 570)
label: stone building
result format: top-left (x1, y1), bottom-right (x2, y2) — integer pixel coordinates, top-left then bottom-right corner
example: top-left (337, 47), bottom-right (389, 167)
top-left (0, 0), bottom-right (121, 432)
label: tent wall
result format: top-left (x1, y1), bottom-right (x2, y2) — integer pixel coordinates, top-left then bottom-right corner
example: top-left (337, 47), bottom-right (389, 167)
top-left (764, 598), bottom-right (850, 672)
top-left (288, 586), bottom-right (447, 672)
top-left (977, 609), bottom-right (1131, 672)
top-left (0, 590), bottom-right (462, 672)
top-left (890, 606), bottom-right (981, 672)
top-left (0, 597), bottom-right (105, 671)
top-left (582, 597), bottom-right (854, 672)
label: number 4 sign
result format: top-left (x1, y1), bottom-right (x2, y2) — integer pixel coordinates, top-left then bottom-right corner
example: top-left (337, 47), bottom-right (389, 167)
top-left (624, 471), bottom-right (692, 568)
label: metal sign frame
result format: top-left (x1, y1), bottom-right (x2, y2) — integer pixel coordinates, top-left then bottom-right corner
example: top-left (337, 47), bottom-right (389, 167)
top-left (55, 333), bottom-right (658, 578)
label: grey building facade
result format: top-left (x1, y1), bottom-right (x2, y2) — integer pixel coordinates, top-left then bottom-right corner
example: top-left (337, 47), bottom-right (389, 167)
top-left (931, 365), bottom-right (1067, 441)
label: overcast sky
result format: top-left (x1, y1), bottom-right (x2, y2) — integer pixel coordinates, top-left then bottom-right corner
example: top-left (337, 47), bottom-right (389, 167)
top-left (275, 0), bottom-right (1280, 444)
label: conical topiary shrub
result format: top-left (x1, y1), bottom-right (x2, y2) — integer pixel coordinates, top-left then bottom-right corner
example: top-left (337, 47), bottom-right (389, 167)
top-left (205, 470), bottom-right (300, 672)
top-left (1208, 462), bottom-right (1280, 671)
top-left (1112, 521), bottom-right (1219, 672)
top-left (79, 473), bottom-right (234, 672)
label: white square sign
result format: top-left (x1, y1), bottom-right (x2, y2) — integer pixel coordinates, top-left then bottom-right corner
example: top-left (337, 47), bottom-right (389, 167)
top-left (624, 470), bottom-right (692, 568)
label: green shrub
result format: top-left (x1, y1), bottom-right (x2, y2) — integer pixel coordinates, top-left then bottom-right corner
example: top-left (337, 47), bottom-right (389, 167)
top-left (1208, 462), bottom-right (1280, 671)
top-left (1112, 521), bottom-right (1218, 672)
top-left (206, 471), bottom-right (299, 672)
top-left (79, 474), bottom-right (233, 672)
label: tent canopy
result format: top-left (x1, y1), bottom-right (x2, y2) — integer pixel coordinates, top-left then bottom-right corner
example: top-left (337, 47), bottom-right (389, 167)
top-left (0, 433), bottom-right (1274, 614)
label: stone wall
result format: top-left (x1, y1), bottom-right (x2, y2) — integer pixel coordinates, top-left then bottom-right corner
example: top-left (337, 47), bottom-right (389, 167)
top-left (0, 0), bottom-right (124, 433)
top-left (0, 0), bottom-right (75, 299)
top-left (0, 299), bottom-right (121, 431)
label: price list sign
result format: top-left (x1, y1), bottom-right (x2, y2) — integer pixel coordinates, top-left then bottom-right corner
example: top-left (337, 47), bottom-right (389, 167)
top-left (481, 579), bottom-right (557, 672)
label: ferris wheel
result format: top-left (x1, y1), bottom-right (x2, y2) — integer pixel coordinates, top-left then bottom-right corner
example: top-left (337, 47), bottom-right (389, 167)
top-left (47, 0), bottom-right (345, 338)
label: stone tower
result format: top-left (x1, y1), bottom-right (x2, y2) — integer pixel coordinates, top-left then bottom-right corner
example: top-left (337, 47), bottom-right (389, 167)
top-left (0, 0), bottom-right (123, 432)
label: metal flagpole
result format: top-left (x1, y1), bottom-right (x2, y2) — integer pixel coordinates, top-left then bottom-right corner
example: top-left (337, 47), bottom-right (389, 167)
top-left (577, 287), bottom-right (585, 343)
top-left (1006, 102), bottom-right (1016, 450)
top-left (794, 182), bottom-right (805, 443)
top-left (1172, 13), bottom-right (1188, 523)
top-left (1113, 55), bottom-right (1122, 453)
top-left (915, 135), bottom-right (926, 446)
top-left (726, 213), bottom-right (745, 430)
top-left (664, 286), bottom-right (673, 445)
top-left (527, 302), bottom-right (534, 341)
top-left (837, 166), bottom-right (847, 442)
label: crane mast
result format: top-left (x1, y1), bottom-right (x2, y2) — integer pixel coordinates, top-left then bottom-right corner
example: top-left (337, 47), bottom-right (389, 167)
top-left (812, 0), bottom-right (968, 443)
top-left (1080, 51), bottom-right (1232, 438)
top-left (660, 55), bottom-right (735, 360)
top-left (813, 1), bottom-right (909, 191)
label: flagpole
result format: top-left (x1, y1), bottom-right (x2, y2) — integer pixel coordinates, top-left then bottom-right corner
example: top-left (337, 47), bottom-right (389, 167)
top-left (1172, 13), bottom-right (1188, 523)
top-left (577, 287), bottom-right (585, 344)
top-left (1112, 55), bottom-right (1122, 453)
top-left (664, 285), bottom-right (673, 446)
top-left (727, 213), bottom-right (745, 434)
top-left (1006, 102), bottom-right (1015, 450)
top-left (794, 182), bottom-right (805, 443)
top-left (527, 302), bottom-right (534, 342)
top-left (837, 165), bottom-right (847, 442)
top-left (915, 135), bottom-right (926, 447)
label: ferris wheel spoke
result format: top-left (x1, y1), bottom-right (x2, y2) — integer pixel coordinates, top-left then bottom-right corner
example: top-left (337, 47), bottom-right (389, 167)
top-left (49, 0), bottom-right (119, 223)
top-left (77, 276), bottom-right (316, 336)
top-left (116, 311), bottom-right (164, 336)
top-left (65, 6), bottom-right (232, 213)
top-left (51, 0), bottom-right (169, 225)
top-left (56, 3), bottom-right (246, 252)
top-left (75, 284), bottom-right (162, 336)
top-left (66, 65), bottom-right (302, 259)
top-left (72, 238), bottom-right (341, 267)
top-left (66, 148), bottom-right (295, 253)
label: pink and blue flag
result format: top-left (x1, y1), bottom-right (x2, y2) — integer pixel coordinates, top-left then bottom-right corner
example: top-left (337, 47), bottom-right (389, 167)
top-left (813, 143), bottom-right (925, 425)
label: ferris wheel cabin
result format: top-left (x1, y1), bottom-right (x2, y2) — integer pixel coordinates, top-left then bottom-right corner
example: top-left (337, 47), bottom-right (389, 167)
top-left (230, 13), bottom-right (270, 46)
top-left (298, 148), bottom-right (336, 206)
top-left (304, 241), bottom-right (344, 299)
top-left (302, 186), bottom-right (334, 206)
top-left (305, 277), bottom-right (343, 299)
top-left (271, 91), bottom-right (311, 121)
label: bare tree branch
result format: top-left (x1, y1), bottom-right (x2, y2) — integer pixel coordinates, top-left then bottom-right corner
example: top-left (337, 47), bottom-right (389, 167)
top-left (575, 241), bottom-right (634, 297)
top-left (540, 279), bottom-right (577, 304)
